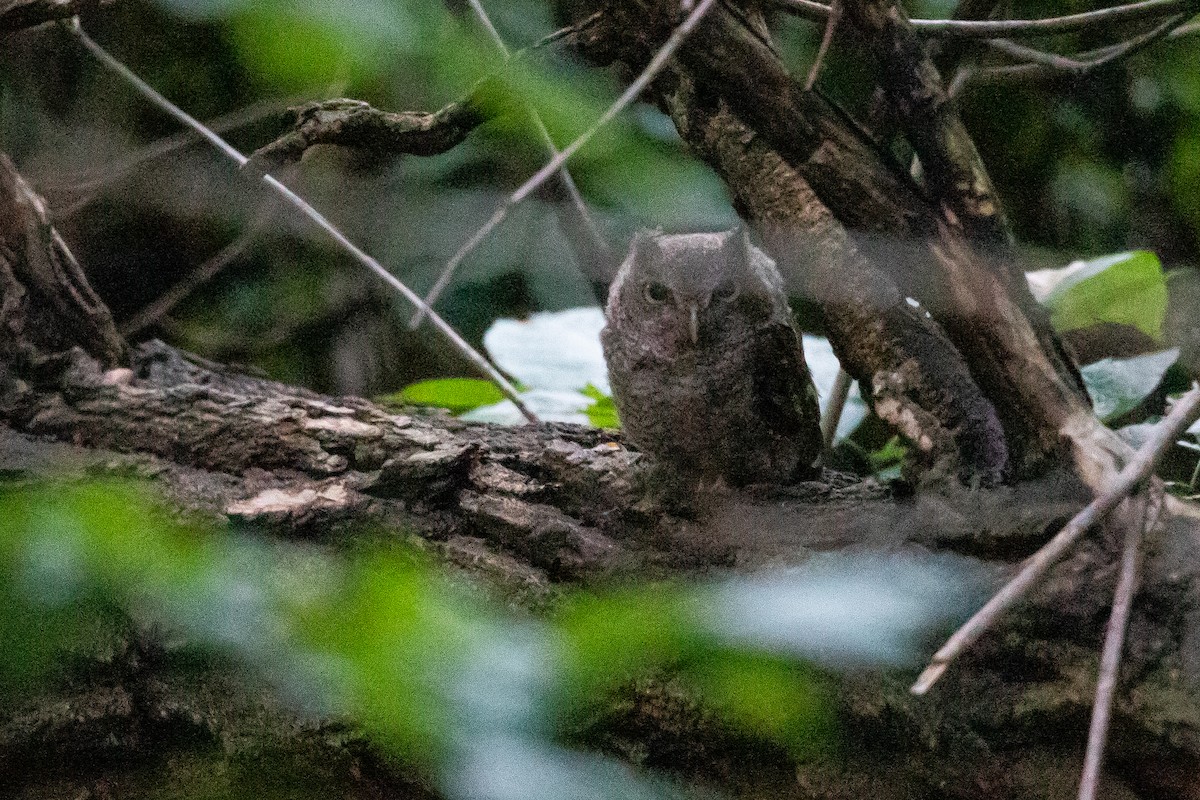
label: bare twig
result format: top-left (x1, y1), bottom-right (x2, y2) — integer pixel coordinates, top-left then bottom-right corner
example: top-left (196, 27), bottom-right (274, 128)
top-left (804, 0), bottom-right (842, 90)
top-left (410, 0), bottom-right (718, 321)
top-left (65, 19), bottom-right (538, 423)
top-left (407, 0), bottom-right (611, 329)
top-left (820, 367), bottom-right (853, 450)
top-left (775, 0), bottom-right (1198, 38)
top-left (911, 384), bottom-right (1200, 695)
top-left (974, 12), bottom-right (1191, 80)
top-left (1077, 492), bottom-right (1159, 800)
top-left (0, 0), bottom-right (108, 35)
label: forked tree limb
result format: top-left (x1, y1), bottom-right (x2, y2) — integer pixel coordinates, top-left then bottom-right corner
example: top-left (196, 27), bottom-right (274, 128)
top-left (663, 76), bottom-right (1010, 483)
top-left (568, 0), bottom-right (1091, 476)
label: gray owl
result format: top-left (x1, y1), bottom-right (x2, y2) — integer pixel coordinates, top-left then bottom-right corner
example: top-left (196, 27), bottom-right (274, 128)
top-left (601, 229), bottom-right (822, 487)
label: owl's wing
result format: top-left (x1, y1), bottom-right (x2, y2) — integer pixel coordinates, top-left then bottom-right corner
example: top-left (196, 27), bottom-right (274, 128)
top-left (752, 322), bottom-right (822, 439)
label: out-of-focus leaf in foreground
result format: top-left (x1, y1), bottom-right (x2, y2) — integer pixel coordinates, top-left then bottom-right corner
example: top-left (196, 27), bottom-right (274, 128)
top-left (2, 481), bottom-right (990, 797)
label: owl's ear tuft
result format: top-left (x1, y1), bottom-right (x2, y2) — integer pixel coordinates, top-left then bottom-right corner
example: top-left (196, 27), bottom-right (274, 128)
top-left (727, 225), bottom-right (756, 271)
top-left (629, 228), bottom-right (664, 264)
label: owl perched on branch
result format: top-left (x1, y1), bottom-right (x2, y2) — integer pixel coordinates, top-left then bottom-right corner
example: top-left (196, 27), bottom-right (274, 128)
top-left (601, 229), bottom-right (822, 487)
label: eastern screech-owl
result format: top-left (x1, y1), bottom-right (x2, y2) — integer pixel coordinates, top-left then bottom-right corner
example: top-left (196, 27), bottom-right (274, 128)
top-left (601, 229), bottom-right (822, 486)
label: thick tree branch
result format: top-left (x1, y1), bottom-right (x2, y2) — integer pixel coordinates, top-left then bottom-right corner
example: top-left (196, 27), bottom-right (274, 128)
top-left (3, 336), bottom-right (1200, 798)
top-left (570, 0), bottom-right (1093, 476)
top-left (844, 0), bottom-right (1010, 248)
top-left (663, 76), bottom-right (1010, 484)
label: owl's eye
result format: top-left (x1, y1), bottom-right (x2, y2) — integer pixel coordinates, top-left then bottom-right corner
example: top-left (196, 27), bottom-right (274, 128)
top-left (713, 282), bottom-right (738, 302)
top-left (643, 282), bottom-right (672, 304)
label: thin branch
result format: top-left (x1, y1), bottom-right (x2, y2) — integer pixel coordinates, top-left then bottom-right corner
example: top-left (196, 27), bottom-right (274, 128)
top-left (44, 99), bottom-right (297, 221)
top-left (1077, 492), bottom-right (1159, 800)
top-left (0, 0), bottom-right (107, 35)
top-left (65, 19), bottom-right (538, 423)
top-left (974, 12), bottom-right (1191, 80)
top-left (820, 367), bottom-right (853, 451)
top-left (911, 384), bottom-right (1200, 695)
top-left (41, 98), bottom-right (296, 195)
top-left (775, 0), bottom-right (1199, 38)
top-left (407, 0), bottom-right (611, 329)
top-left (804, 0), bottom-right (842, 90)
top-left (410, 0), bottom-right (719, 321)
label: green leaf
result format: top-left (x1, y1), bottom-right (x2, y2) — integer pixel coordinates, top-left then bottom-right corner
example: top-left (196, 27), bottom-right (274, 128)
top-left (868, 436), bottom-right (907, 475)
top-left (1033, 251), bottom-right (1167, 339)
top-left (394, 378), bottom-right (506, 414)
top-left (582, 384), bottom-right (620, 429)
top-left (1081, 349), bottom-right (1179, 421)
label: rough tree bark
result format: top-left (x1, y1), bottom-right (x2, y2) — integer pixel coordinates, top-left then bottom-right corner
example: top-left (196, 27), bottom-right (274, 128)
top-left (4, 2), bottom-right (1200, 799)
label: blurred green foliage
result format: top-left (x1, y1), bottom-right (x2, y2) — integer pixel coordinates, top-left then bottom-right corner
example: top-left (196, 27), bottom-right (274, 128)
top-left (0, 480), bottom-right (988, 795)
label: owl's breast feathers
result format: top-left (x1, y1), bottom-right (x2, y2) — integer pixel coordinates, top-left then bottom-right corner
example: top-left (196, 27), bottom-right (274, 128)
top-left (603, 316), bottom-right (820, 485)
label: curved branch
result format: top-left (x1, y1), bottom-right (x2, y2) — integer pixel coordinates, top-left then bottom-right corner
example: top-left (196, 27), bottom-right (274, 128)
top-left (246, 95), bottom-right (487, 173)
top-left (775, 0), bottom-right (1200, 38)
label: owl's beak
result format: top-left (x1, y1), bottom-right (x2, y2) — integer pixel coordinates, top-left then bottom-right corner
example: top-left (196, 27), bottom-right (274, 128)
top-left (686, 301), bottom-right (700, 345)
